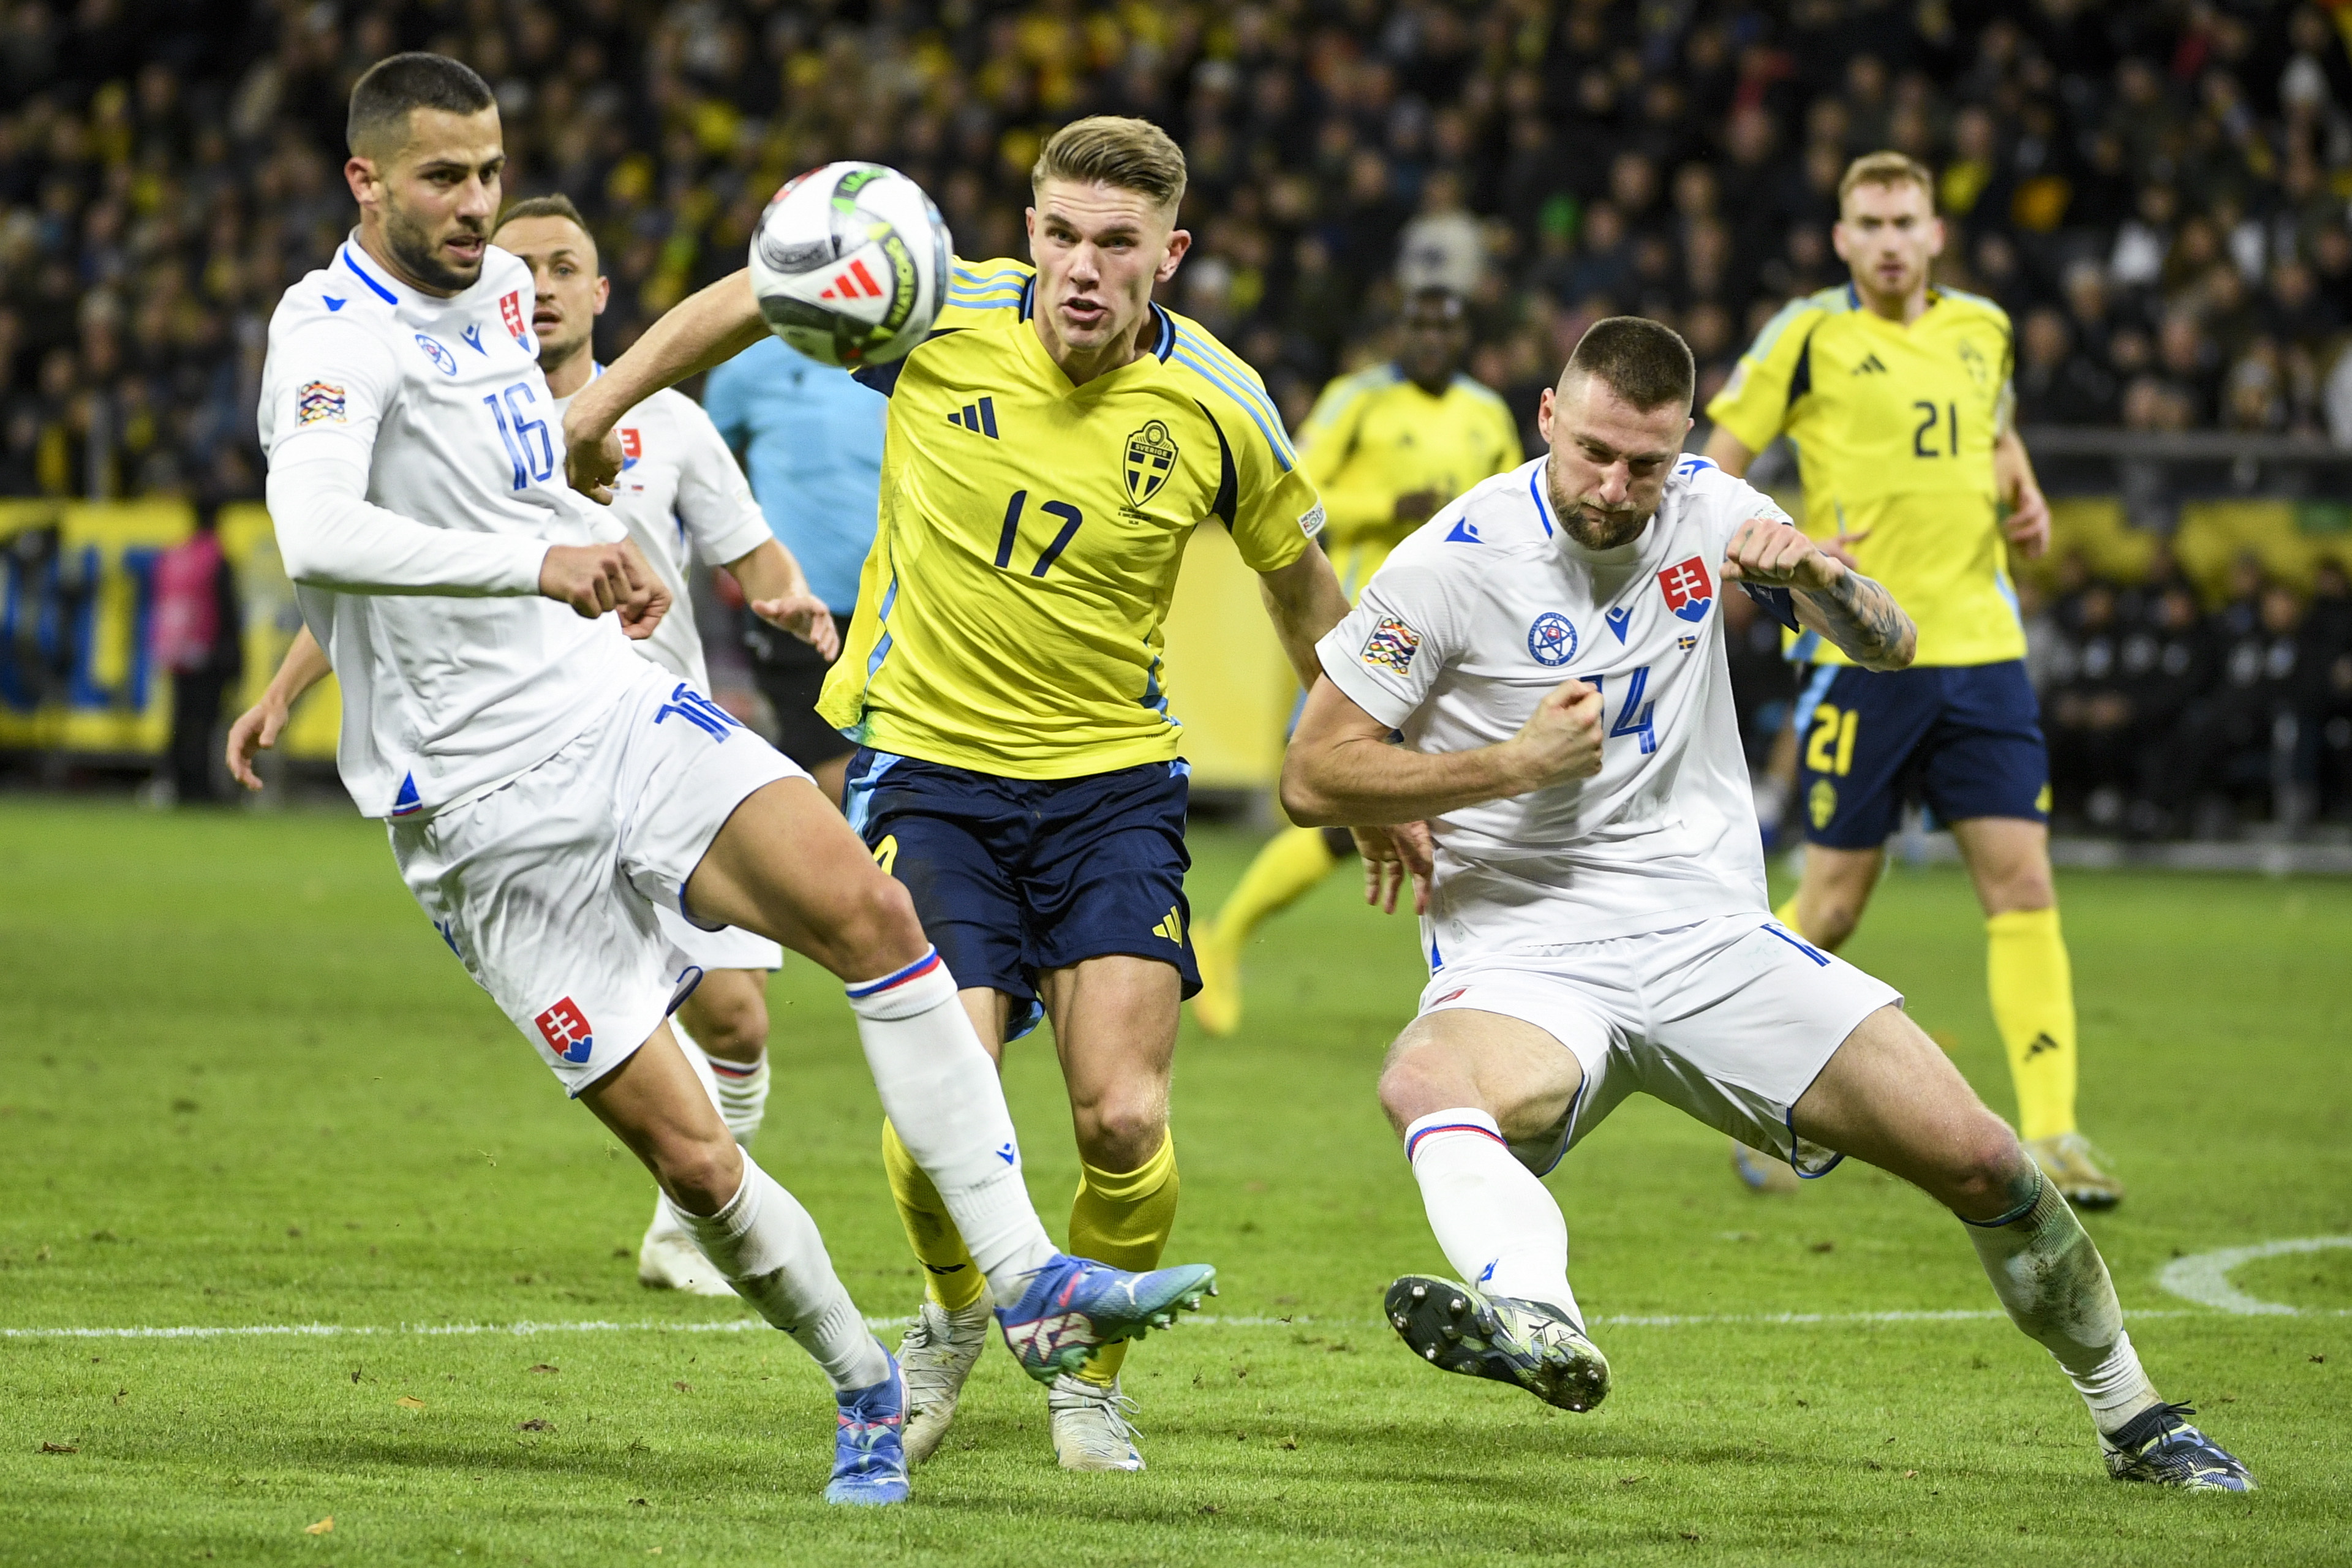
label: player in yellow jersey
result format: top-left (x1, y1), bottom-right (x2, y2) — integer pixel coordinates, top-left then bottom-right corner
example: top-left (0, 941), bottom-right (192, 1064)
top-left (1703, 152), bottom-right (2120, 1208)
top-left (564, 119), bottom-right (1367, 1472)
top-left (1191, 287), bottom-right (1521, 1036)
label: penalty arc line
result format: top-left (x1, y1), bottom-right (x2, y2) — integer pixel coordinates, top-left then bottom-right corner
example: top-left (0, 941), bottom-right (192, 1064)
top-left (6, 1306), bottom-right (2343, 1343)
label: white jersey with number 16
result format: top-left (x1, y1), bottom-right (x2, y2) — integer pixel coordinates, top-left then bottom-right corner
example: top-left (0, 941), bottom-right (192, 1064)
top-left (257, 238), bottom-right (643, 822)
top-left (1315, 454), bottom-right (1798, 960)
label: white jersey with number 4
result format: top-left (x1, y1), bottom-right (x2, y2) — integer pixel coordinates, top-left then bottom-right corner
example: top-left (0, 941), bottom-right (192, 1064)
top-left (1316, 454), bottom-right (1798, 963)
top-left (552, 376), bottom-right (772, 690)
top-left (257, 238), bottom-right (642, 821)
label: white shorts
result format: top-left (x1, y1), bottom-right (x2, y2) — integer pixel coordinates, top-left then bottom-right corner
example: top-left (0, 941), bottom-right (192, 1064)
top-left (391, 663), bottom-right (804, 1096)
top-left (654, 903), bottom-right (784, 974)
top-left (1419, 911), bottom-right (1901, 1178)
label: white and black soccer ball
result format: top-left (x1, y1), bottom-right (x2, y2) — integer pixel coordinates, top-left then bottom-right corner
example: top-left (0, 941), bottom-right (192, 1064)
top-left (747, 162), bottom-right (951, 369)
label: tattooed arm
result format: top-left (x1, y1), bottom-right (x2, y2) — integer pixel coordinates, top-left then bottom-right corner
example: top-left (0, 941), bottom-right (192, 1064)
top-left (1720, 515), bottom-right (1917, 671)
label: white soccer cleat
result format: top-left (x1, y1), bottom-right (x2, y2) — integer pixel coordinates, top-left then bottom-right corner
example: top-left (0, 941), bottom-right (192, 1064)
top-left (2024, 1131), bottom-right (2125, 1210)
top-left (636, 1195), bottom-right (736, 1297)
top-left (897, 1297), bottom-right (993, 1463)
top-left (1048, 1373), bottom-right (1145, 1472)
top-left (1385, 1275), bottom-right (1611, 1413)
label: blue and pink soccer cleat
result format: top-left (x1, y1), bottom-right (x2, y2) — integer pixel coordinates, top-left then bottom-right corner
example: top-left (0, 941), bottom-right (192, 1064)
top-left (993, 1253), bottom-right (1218, 1384)
top-left (823, 1352), bottom-right (910, 1506)
top-left (2103, 1402), bottom-right (2256, 1491)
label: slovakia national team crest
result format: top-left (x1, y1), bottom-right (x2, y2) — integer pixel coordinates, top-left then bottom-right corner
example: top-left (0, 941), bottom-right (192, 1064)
top-left (533, 997), bottom-right (595, 1065)
top-left (415, 334), bottom-right (458, 375)
top-left (1658, 556), bottom-right (1714, 623)
top-left (500, 289), bottom-right (532, 350)
top-left (618, 428), bottom-right (642, 472)
top-left (1527, 611), bottom-right (1578, 666)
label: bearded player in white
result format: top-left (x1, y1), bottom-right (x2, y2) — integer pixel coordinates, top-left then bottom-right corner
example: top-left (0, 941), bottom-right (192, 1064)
top-left (225, 53), bottom-right (1216, 1507)
top-left (1282, 317), bottom-right (2252, 1491)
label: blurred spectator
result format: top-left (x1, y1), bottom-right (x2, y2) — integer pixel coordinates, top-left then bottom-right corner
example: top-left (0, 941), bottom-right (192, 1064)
top-left (2119, 583), bottom-right (2212, 839)
top-left (2016, 306), bottom-right (2116, 426)
top-left (2044, 581), bottom-right (2132, 827)
top-left (147, 505), bottom-right (241, 805)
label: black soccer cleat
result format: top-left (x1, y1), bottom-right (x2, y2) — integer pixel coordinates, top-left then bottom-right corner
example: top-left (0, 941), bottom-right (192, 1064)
top-left (1384, 1274), bottom-right (1610, 1413)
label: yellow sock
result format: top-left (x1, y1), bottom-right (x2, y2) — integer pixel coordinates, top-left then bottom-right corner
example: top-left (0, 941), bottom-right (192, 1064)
top-left (1772, 894), bottom-right (1806, 936)
top-left (1212, 826), bottom-right (1337, 948)
top-left (1066, 1132), bottom-right (1180, 1386)
top-left (881, 1118), bottom-right (988, 1313)
top-left (1985, 907), bottom-right (2078, 1142)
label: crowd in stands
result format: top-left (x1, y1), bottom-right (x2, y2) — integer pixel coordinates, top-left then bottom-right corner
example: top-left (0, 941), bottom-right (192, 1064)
top-left (2029, 548), bottom-right (2352, 834)
top-left (11, 1), bottom-right (2352, 497)
top-left (7, 0), bottom-right (2352, 834)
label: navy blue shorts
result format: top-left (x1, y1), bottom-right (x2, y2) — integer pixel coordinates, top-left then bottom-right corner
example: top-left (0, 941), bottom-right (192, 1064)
top-left (1796, 661), bottom-right (2050, 850)
top-left (843, 749), bottom-right (1197, 1038)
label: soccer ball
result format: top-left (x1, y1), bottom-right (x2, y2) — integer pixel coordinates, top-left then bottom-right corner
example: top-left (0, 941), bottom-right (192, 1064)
top-left (747, 162), bottom-right (951, 368)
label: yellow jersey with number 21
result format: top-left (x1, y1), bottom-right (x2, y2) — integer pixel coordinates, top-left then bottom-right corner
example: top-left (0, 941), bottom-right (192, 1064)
top-left (820, 258), bottom-right (1323, 778)
top-left (1705, 283), bottom-right (2021, 668)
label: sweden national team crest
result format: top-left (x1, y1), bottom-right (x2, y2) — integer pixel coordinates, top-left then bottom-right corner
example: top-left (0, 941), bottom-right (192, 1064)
top-left (1123, 420), bottom-right (1179, 506)
top-left (1658, 556), bottom-right (1714, 622)
top-left (500, 288), bottom-right (532, 350)
top-left (1527, 611), bottom-right (1578, 666)
top-left (533, 997), bottom-right (594, 1064)
top-left (415, 334), bottom-right (458, 375)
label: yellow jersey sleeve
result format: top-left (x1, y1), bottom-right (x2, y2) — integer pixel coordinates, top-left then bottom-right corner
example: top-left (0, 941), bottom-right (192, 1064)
top-left (936, 256), bottom-right (1034, 328)
top-left (1298, 370), bottom-right (1389, 540)
top-left (1705, 293), bottom-right (1836, 454)
top-left (1166, 315), bottom-right (1318, 573)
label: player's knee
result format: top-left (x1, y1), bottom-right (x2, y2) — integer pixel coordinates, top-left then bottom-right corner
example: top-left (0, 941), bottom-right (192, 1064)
top-left (824, 872), bottom-right (927, 979)
top-left (1075, 1093), bottom-right (1167, 1170)
top-left (1376, 1044), bottom-right (1463, 1134)
top-left (655, 1130), bottom-right (744, 1218)
top-left (692, 986), bottom-right (768, 1058)
top-left (1805, 897), bottom-right (1863, 948)
top-left (1940, 1116), bottom-right (2034, 1216)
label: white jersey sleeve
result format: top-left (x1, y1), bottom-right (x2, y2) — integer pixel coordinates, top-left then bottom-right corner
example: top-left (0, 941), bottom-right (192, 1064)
top-left (668, 393), bottom-right (772, 568)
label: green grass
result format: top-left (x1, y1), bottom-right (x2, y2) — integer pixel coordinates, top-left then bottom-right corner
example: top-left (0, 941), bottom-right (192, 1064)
top-left (1, 800), bottom-right (2346, 1566)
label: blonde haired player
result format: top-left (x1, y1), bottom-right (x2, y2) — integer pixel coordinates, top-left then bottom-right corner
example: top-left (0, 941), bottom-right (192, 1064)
top-left (565, 118), bottom-right (1366, 1472)
top-left (1192, 287), bottom-right (1521, 1038)
top-left (1702, 152), bottom-right (2119, 1207)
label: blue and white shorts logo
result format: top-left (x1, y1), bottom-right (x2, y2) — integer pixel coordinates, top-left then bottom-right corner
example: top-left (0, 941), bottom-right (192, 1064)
top-left (415, 334), bottom-right (458, 375)
top-left (1527, 611), bottom-right (1578, 666)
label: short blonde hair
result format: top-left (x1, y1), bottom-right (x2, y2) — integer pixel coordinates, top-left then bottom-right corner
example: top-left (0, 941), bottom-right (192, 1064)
top-left (1838, 151), bottom-right (1935, 213)
top-left (1032, 116), bottom-right (1187, 209)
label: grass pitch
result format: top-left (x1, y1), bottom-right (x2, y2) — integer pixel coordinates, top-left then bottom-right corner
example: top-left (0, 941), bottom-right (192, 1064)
top-left (1, 799), bottom-right (2346, 1566)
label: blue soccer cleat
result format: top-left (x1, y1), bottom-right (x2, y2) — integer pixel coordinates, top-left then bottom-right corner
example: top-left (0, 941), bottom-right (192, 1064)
top-left (1385, 1275), bottom-right (1611, 1413)
top-left (823, 1352), bottom-right (910, 1506)
top-left (993, 1254), bottom-right (1218, 1384)
top-left (2103, 1401), bottom-right (2256, 1491)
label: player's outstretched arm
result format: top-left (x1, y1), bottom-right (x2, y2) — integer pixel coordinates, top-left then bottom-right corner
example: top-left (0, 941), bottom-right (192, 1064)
top-left (727, 538), bottom-right (840, 662)
top-left (1281, 672), bottom-right (1604, 829)
top-left (225, 625), bottom-right (334, 791)
top-left (1721, 515), bottom-right (1917, 671)
top-left (563, 270), bottom-right (767, 502)
top-left (1257, 545), bottom-right (1354, 690)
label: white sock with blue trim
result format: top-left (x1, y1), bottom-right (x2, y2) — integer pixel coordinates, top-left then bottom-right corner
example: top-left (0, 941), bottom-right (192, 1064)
top-left (671, 1156), bottom-right (888, 1392)
top-left (1404, 1109), bottom-right (1583, 1328)
top-left (845, 949), bottom-right (1056, 1303)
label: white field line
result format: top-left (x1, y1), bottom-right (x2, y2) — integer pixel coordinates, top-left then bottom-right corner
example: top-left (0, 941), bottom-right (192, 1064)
top-left (4, 1305), bottom-right (2342, 1343)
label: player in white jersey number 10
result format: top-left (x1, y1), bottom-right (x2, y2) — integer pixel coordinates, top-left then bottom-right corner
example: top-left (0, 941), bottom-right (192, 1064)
top-left (225, 53), bottom-right (1216, 1508)
top-left (1280, 317), bottom-right (2253, 1491)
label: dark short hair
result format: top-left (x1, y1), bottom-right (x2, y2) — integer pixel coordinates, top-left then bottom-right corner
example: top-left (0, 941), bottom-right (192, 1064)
top-left (347, 53), bottom-right (496, 157)
top-left (1564, 315), bottom-right (1695, 412)
top-left (497, 194), bottom-right (597, 261)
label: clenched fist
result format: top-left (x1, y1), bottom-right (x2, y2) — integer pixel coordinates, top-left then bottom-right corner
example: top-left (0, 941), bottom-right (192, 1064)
top-left (1507, 677), bottom-right (1605, 791)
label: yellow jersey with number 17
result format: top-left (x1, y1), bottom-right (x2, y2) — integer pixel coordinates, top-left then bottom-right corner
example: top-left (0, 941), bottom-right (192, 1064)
top-left (1705, 283), bottom-right (2021, 668)
top-left (818, 258), bottom-right (1323, 779)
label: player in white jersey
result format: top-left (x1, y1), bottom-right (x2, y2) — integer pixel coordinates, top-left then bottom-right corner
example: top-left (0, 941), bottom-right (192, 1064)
top-left (1282, 317), bottom-right (2252, 1491)
top-left (494, 194), bottom-right (830, 1298)
top-left (222, 53), bottom-right (1218, 1507)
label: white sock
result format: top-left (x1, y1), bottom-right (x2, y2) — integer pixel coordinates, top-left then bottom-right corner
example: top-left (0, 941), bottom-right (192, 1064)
top-left (845, 949), bottom-right (1057, 1303)
top-left (1963, 1171), bottom-right (2160, 1436)
top-left (1404, 1109), bottom-right (1583, 1329)
top-left (707, 1050), bottom-right (769, 1146)
top-left (672, 1156), bottom-right (889, 1393)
